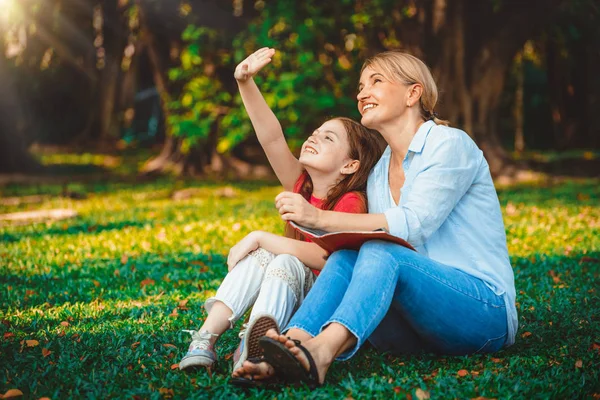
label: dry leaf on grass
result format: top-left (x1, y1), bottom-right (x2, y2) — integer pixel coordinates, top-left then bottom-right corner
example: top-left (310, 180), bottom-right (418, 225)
top-left (575, 359), bottom-right (583, 368)
top-left (140, 278), bottom-right (155, 287)
top-left (42, 348), bottom-right (52, 357)
top-left (24, 340), bottom-right (39, 347)
top-left (131, 341), bottom-right (141, 349)
top-left (415, 388), bottom-right (430, 399)
top-left (170, 364), bottom-right (179, 370)
top-left (60, 321), bottom-right (69, 327)
top-left (162, 344), bottom-right (177, 349)
top-left (457, 369), bottom-right (469, 377)
top-left (0, 389), bottom-right (24, 398)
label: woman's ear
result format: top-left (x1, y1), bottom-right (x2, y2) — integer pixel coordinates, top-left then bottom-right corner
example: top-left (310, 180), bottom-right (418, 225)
top-left (407, 83), bottom-right (423, 107)
top-left (341, 160), bottom-right (360, 175)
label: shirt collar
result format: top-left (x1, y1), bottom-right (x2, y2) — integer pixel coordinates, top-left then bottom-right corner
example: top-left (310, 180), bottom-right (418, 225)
top-left (408, 120), bottom-right (435, 154)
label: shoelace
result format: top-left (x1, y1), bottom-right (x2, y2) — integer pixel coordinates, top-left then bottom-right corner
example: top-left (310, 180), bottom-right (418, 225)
top-left (182, 329), bottom-right (218, 351)
top-left (237, 323), bottom-right (249, 340)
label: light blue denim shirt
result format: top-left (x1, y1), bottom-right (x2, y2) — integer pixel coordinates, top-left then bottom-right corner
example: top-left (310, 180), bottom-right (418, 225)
top-left (367, 120), bottom-right (518, 346)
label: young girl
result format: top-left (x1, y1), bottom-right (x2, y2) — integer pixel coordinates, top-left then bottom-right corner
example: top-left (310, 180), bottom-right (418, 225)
top-left (178, 47), bottom-right (384, 373)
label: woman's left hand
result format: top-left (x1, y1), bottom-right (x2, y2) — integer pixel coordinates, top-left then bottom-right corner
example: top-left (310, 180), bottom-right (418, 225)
top-left (275, 191), bottom-right (320, 228)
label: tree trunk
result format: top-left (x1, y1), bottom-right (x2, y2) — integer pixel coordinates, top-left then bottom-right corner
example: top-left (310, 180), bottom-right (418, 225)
top-left (96, 0), bottom-right (128, 143)
top-left (0, 57), bottom-right (39, 173)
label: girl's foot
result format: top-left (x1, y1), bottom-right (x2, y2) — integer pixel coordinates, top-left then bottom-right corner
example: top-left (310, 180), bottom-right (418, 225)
top-left (179, 330), bottom-right (218, 371)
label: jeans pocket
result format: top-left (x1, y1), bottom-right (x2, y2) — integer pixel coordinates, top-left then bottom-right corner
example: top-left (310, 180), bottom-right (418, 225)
top-left (475, 333), bottom-right (507, 354)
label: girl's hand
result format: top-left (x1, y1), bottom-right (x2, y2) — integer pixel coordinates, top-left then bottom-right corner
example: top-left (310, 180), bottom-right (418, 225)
top-left (275, 192), bottom-right (321, 228)
top-left (234, 47), bottom-right (276, 82)
top-left (227, 231), bottom-right (263, 271)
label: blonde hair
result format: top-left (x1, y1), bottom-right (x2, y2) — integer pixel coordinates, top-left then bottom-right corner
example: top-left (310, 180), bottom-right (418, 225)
top-left (362, 51), bottom-right (449, 126)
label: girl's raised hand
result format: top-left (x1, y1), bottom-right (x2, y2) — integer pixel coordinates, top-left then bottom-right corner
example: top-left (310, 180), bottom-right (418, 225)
top-left (275, 192), bottom-right (321, 228)
top-left (234, 47), bottom-right (276, 82)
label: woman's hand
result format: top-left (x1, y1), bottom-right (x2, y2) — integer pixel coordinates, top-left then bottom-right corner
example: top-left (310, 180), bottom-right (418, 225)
top-left (227, 231), bottom-right (263, 271)
top-left (275, 192), bottom-right (321, 228)
top-left (234, 47), bottom-right (276, 82)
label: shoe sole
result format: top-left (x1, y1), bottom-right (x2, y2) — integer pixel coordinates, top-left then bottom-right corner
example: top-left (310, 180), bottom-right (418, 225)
top-left (179, 354), bottom-right (215, 371)
top-left (233, 314), bottom-right (279, 371)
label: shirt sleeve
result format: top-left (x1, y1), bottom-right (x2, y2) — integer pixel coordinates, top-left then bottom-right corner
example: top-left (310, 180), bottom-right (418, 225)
top-left (384, 135), bottom-right (481, 246)
top-left (332, 192), bottom-right (367, 214)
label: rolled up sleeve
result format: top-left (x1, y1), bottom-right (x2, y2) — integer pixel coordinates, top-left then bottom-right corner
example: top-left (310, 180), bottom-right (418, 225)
top-left (384, 136), bottom-right (481, 247)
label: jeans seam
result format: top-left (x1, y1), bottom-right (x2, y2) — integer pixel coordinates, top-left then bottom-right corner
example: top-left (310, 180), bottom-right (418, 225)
top-left (402, 261), bottom-right (505, 306)
top-left (285, 324), bottom-right (319, 338)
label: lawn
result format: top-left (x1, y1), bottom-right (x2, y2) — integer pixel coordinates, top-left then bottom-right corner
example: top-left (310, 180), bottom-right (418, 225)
top-left (1, 177), bottom-right (599, 399)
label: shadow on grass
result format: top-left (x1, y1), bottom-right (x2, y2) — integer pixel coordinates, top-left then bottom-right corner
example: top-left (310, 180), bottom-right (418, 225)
top-left (1, 252), bottom-right (599, 398)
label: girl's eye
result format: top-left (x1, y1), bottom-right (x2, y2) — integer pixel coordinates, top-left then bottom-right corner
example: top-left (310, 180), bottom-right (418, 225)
top-left (374, 79), bottom-right (381, 84)
top-left (325, 136), bottom-right (333, 142)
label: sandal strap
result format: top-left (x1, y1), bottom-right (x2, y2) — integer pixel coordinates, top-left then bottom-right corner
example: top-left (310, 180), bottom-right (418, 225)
top-left (293, 342), bottom-right (320, 386)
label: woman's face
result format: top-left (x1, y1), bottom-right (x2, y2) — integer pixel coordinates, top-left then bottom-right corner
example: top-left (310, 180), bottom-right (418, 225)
top-left (357, 66), bottom-right (409, 130)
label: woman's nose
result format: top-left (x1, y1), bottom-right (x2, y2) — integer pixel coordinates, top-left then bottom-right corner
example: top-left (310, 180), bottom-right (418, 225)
top-left (357, 86), bottom-right (368, 101)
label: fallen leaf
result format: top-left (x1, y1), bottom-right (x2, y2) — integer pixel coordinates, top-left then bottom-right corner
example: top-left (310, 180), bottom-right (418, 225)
top-left (140, 278), bottom-right (155, 287)
top-left (575, 359), bottom-right (583, 368)
top-left (42, 348), bottom-right (52, 357)
top-left (415, 388), bottom-right (430, 400)
top-left (158, 388), bottom-right (174, 397)
top-left (131, 341), bottom-right (141, 349)
top-left (162, 344), bottom-right (177, 349)
top-left (93, 280), bottom-right (100, 287)
top-left (0, 389), bottom-right (23, 398)
top-left (168, 308), bottom-right (178, 318)
top-left (178, 299), bottom-right (189, 308)
top-left (121, 254), bottom-right (129, 264)
top-left (39, 397), bottom-right (52, 400)
top-left (114, 269), bottom-right (121, 277)
top-left (457, 369), bottom-right (469, 377)
top-left (25, 340), bottom-right (39, 347)
top-left (580, 257), bottom-right (599, 264)
top-left (393, 386), bottom-right (403, 394)
top-left (170, 363), bottom-right (179, 370)
top-left (521, 331), bottom-right (532, 338)
top-left (3, 332), bottom-right (14, 340)
top-left (60, 321), bottom-right (69, 327)
top-left (224, 352), bottom-right (234, 361)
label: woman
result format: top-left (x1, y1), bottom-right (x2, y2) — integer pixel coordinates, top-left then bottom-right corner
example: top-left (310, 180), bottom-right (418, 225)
top-left (232, 50), bottom-right (517, 387)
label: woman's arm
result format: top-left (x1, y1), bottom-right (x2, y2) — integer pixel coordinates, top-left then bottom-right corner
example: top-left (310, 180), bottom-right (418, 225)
top-left (227, 230), bottom-right (328, 271)
top-left (275, 191), bottom-right (389, 232)
top-left (235, 48), bottom-right (303, 191)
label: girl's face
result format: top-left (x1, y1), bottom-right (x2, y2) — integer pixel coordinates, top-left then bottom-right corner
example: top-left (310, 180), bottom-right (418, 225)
top-left (356, 66), bottom-right (409, 130)
top-left (299, 119), bottom-right (355, 175)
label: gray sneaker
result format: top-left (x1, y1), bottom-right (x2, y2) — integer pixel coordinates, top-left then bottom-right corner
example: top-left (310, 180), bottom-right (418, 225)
top-left (179, 330), bottom-right (218, 371)
top-left (232, 314), bottom-right (279, 372)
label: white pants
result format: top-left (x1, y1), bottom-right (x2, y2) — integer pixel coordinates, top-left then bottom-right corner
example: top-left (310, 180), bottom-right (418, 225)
top-left (205, 248), bottom-right (315, 330)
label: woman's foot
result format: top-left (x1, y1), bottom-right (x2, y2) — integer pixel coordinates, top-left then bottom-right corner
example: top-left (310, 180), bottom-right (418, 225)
top-left (261, 328), bottom-right (334, 385)
top-left (231, 358), bottom-right (276, 380)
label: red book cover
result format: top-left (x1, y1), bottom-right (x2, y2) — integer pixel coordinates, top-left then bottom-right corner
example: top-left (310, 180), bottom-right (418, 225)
top-left (289, 221), bottom-right (416, 254)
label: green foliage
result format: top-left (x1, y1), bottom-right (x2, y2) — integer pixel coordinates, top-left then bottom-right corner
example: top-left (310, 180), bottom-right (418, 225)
top-left (1, 177), bottom-right (599, 398)
top-left (168, 0), bottom-right (421, 154)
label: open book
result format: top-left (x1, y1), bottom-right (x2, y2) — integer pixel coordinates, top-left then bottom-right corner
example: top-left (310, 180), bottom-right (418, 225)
top-left (289, 221), bottom-right (415, 254)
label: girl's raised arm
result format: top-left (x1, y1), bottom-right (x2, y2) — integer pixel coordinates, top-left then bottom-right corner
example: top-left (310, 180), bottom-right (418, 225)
top-left (235, 48), bottom-right (303, 191)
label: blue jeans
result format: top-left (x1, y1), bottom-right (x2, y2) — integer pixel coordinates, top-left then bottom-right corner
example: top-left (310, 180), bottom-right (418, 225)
top-left (285, 241), bottom-right (508, 360)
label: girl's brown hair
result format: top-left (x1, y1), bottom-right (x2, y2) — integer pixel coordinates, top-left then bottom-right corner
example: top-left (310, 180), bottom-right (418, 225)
top-left (285, 117), bottom-right (386, 240)
top-left (362, 51), bottom-right (449, 126)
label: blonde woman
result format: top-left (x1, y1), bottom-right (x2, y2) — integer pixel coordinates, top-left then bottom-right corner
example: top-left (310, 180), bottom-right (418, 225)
top-left (232, 51), bottom-right (517, 388)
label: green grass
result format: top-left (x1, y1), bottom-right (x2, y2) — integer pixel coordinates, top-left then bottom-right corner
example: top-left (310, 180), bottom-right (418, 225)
top-left (1, 178), bottom-right (599, 399)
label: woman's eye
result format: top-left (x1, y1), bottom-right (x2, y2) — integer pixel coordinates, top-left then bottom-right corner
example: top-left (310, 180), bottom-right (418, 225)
top-left (325, 136), bottom-right (333, 141)
top-left (374, 79), bottom-right (381, 83)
